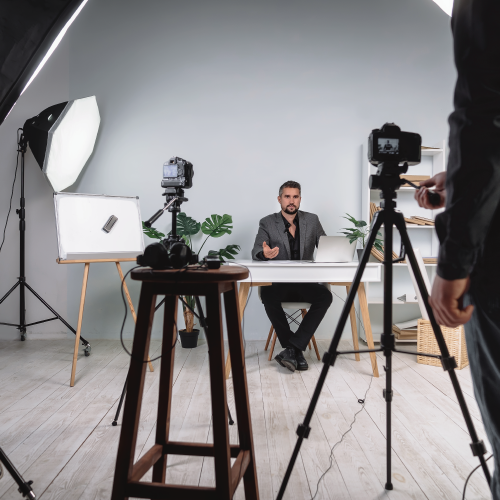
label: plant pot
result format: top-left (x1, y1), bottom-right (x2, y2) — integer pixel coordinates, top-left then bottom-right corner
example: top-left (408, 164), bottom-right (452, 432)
top-left (179, 329), bottom-right (200, 348)
top-left (357, 249), bottom-right (364, 261)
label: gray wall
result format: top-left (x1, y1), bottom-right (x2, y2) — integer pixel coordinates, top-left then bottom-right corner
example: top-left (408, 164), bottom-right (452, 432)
top-left (0, 0), bottom-right (455, 341)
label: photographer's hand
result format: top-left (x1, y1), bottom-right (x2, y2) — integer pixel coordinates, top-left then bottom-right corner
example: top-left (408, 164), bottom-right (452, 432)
top-left (415, 172), bottom-right (447, 209)
top-left (263, 241), bottom-right (279, 259)
top-left (429, 275), bottom-right (474, 328)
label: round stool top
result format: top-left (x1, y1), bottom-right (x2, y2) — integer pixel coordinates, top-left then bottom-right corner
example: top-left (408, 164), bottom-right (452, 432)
top-left (131, 265), bottom-right (249, 283)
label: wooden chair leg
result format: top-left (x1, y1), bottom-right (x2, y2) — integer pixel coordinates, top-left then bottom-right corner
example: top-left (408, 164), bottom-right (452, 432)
top-left (70, 263), bottom-right (89, 387)
top-left (111, 284), bottom-right (157, 500)
top-left (152, 295), bottom-right (178, 483)
top-left (206, 286), bottom-right (232, 498)
top-left (268, 332), bottom-right (278, 361)
top-left (264, 325), bottom-right (274, 351)
top-left (346, 285), bottom-right (360, 361)
top-left (223, 283), bottom-right (259, 499)
top-left (311, 335), bottom-right (321, 361)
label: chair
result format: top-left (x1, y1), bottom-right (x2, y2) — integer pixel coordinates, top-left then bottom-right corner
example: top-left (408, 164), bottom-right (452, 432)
top-left (259, 285), bottom-right (328, 361)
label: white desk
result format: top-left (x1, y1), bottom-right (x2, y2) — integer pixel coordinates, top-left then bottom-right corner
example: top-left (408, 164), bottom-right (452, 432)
top-left (225, 260), bottom-right (381, 378)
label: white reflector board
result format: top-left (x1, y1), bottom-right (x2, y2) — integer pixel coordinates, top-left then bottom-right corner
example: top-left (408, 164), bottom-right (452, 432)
top-left (54, 192), bottom-right (145, 261)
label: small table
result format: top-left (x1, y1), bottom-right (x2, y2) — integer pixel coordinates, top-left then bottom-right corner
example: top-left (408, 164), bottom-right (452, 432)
top-left (225, 260), bottom-right (381, 378)
top-left (111, 267), bottom-right (259, 500)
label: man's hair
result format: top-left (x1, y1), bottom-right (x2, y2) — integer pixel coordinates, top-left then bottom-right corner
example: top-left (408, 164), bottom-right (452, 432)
top-left (279, 180), bottom-right (301, 197)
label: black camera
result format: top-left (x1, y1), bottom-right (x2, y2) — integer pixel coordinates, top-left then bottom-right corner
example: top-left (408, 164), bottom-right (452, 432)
top-left (161, 156), bottom-right (194, 189)
top-left (138, 157), bottom-right (198, 270)
top-left (368, 123), bottom-right (421, 166)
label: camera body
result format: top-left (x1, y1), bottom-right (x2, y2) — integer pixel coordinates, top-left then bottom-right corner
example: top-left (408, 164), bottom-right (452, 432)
top-left (368, 123), bottom-right (421, 166)
top-left (137, 240), bottom-right (197, 270)
top-left (161, 156), bottom-right (194, 189)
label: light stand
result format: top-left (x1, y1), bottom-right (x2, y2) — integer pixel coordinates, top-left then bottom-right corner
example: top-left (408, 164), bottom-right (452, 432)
top-left (276, 161), bottom-right (491, 499)
top-left (0, 447), bottom-right (36, 499)
top-left (0, 133), bottom-right (90, 353)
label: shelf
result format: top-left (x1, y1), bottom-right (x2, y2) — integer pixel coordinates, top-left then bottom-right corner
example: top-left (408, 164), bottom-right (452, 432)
top-left (361, 337), bottom-right (417, 345)
top-left (421, 148), bottom-right (444, 156)
top-left (368, 298), bottom-right (419, 305)
top-left (378, 224), bottom-right (435, 229)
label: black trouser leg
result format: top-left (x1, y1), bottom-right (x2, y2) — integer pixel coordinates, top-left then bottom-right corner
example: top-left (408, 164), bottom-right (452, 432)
top-left (261, 283), bottom-right (333, 352)
top-left (465, 284), bottom-right (500, 499)
top-left (260, 284), bottom-right (294, 349)
top-left (287, 284), bottom-right (332, 351)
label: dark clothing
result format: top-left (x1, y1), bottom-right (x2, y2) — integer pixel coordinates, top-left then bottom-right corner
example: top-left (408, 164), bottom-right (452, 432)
top-left (261, 283), bottom-right (332, 351)
top-left (281, 213), bottom-right (301, 260)
top-left (465, 285), bottom-right (500, 499)
top-left (256, 213), bottom-right (301, 261)
top-left (436, 0), bottom-right (500, 284)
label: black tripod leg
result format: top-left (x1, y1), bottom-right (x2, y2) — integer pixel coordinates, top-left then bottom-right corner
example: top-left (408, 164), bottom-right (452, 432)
top-left (0, 447), bottom-right (36, 499)
top-left (0, 280), bottom-right (20, 304)
top-left (112, 375), bottom-right (128, 426)
top-left (23, 281), bottom-right (90, 347)
top-left (394, 213), bottom-right (492, 487)
top-left (276, 212), bottom-right (385, 500)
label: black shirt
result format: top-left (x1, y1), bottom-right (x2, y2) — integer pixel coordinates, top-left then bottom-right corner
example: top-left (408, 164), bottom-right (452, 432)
top-left (256, 212), bottom-right (301, 260)
top-left (282, 213), bottom-right (301, 260)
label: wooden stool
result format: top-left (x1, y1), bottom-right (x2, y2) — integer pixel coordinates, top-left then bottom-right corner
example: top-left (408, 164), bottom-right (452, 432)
top-left (111, 267), bottom-right (259, 500)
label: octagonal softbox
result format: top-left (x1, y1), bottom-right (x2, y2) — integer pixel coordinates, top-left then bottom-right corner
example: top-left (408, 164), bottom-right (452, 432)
top-left (23, 95), bottom-right (100, 191)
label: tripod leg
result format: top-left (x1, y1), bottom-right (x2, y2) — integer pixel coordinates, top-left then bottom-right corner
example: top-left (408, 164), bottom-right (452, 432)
top-left (276, 212), bottom-right (385, 500)
top-left (112, 375), bottom-right (128, 426)
top-left (0, 280), bottom-right (20, 304)
top-left (394, 213), bottom-right (492, 487)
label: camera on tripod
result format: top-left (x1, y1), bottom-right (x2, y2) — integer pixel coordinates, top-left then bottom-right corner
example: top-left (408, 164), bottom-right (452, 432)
top-left (137, 157), bottom-right (198, 269)
top-left (368, 123), bottom-right (421, 166)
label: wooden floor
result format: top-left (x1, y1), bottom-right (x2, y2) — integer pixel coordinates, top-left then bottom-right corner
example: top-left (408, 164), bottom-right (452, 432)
top-left (0, 338), bottom-right (493, 500)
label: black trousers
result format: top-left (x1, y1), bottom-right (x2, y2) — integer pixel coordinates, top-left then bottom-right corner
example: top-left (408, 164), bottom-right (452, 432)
top-left (260, 283), bottom-right (333, 352)
top-left (465, 282), bottom-right (500, 500)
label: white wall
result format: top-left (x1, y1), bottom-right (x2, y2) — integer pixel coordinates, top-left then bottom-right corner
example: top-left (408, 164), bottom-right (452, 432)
top-left (0, 0), bottom-right (455, 341)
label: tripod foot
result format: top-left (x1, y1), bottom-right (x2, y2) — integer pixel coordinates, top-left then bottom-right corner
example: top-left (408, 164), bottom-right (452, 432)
top-left (385, 482), bottom-right (393, 490)
top-left (112, 421), bottom-right (118, 427)
top-left (84, 344), bottom-right (91, 357)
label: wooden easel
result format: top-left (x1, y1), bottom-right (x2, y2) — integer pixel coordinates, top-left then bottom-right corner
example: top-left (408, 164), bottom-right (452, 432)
top-left (57, 257), bottom-right (154, 387)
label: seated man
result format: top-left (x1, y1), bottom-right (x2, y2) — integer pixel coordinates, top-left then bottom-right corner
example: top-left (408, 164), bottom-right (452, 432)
top-left (252, 180), bottom-right (333, 372)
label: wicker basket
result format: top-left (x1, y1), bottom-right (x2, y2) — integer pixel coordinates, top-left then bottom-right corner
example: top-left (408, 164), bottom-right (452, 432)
top-left (417, 319), bottom-right (469, 370)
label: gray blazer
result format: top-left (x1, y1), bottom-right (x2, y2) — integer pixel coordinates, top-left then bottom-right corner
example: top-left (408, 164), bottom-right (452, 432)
top-left (251, 211), bottom-right (326, 261)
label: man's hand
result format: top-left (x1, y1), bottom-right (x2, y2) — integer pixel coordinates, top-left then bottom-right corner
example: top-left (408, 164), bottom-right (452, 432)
top-left (415, 172), bottom-right (447, 209)
top-left (263, 241), bottom-right (279, 259)
top-left (429, 275), bottom-right (474, 328)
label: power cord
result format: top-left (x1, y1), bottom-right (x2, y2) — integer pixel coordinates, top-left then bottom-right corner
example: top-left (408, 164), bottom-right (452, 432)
top-left (462, 454), bottom-right (493, 500)
top-left (0, 130), bottom-right (22, 255)
top-left (311, 375), bottom-right (373, 500)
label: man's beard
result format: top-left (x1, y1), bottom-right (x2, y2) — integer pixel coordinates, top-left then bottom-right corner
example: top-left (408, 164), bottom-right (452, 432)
top-left (284, 205), bottom-right (299, 215)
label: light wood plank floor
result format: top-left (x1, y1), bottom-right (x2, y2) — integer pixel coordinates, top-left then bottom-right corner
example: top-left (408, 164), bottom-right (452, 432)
top-left (0, 339), bottom-right (493, 499)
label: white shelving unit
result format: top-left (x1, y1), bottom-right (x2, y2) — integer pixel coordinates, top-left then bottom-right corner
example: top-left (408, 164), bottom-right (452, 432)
top-left (359, 141), bottom-right (446, 342)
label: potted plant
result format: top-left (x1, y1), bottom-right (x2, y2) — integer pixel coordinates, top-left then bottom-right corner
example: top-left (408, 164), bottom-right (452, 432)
top-left (143, 212), bottom-right (240, 348)
top-left (339, 213), bottom-right (383, 261)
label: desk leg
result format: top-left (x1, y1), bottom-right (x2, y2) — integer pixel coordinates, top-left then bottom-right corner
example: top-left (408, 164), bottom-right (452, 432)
top-left (116, 262), bottom-right (154, 373)
top-left (70, 263), bottom-right (89, 387)
top-left (346, 285), bottom-right (360, 361)
top-left (358, 282), bottom-right (379, 378)
top-left (225, 282), bottom-right (250, 379)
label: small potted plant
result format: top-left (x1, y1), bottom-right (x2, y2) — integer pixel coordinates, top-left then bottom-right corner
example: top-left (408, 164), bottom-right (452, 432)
top-left (339, 213), bottom-right (383, 261)
top-left (143, 212), bottom-right (240, 348)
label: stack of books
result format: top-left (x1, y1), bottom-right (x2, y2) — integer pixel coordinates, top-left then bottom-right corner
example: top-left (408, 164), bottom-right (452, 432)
top-left (392, 319), bottom-right (419, 340)
top-left (370, 246), bottom-right (403, 263)
top-left (370, 202), bottom-right (382, 221)
top-left (423, 257), bottom-right (437, 264)
top-left (400, 175), bottom-right (430, 187)
top-left (405, 216), bottom-right (434, 226)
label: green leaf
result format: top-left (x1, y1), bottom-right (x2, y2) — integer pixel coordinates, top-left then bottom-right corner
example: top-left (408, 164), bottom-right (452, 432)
top-left (177, 212), bottom-right (201, 237)
top-left (142, 222), bottom-right (165, 240)
top-left (201, 214), bottom-right (233, 238)
top-left (208, 244), bottom-right (241, 262)
top-left (374, 241), bottom-right (384, 252)
top-left (356, 220), bottom-right (367, 227)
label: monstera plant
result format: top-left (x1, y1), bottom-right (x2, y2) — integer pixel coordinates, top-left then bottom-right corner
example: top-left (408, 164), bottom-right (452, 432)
top-left (143, 212), bottom-right (240, 334)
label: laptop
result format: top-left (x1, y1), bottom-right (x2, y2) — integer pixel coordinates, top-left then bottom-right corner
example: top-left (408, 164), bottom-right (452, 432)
top-left (314, 236), bottom-right (356, 263)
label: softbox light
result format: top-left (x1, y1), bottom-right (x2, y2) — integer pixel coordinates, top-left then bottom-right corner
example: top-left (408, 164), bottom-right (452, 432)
top-left (23, 95), bottom-right (100, 191)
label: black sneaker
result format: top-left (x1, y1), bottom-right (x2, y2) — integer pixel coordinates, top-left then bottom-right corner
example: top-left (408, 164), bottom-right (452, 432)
top-left (275, 348), bottom-right (287, 367)
top-left (280, 347), bottom-right (297, 372)
top-left (295, 350), bottom-right (308, 371)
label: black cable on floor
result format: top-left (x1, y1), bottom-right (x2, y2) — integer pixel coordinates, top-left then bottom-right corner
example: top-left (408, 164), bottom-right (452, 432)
top-left (462, 453), bottom-right (493, 500)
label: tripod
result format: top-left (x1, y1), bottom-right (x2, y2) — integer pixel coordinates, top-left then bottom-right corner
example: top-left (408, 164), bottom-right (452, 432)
top-left (0, 447), bottom-right (36, 499)
top-left (277, 162), bottom-right (491, 499)
top-left (0, 133), bottom-right (90, 353)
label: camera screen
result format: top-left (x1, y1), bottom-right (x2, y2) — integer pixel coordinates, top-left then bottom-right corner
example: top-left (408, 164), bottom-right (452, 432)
top-left (163, 164), bottom-right (178, 178)
top-left (378, 138), bottom-right (399, 154)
